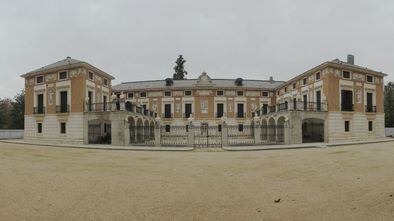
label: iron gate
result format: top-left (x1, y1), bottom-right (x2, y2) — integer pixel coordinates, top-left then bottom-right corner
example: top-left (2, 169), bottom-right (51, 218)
top-left (194, 123), bottom-right (222, 148)
top-left (302, 121), bottom-right (324, 143)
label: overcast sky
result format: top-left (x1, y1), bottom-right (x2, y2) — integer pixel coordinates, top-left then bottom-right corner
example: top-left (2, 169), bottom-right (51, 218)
top-left (1, 0), bottom-right (394, 98)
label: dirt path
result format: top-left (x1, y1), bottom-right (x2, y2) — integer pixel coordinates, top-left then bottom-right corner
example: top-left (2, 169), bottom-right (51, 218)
top-left (0, 142), bottom-right (393, 221)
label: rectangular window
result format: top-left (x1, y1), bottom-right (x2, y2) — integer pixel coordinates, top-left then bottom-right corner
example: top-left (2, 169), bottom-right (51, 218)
top-left (368, 121), bottom-right (373, 131)
top-left (316, 72), bottom-right (321, 80)
top-left (366, 75), bottom-right (374, 83)
top-left (37, 123), bottom-right (42, 133)
top-left (60, 122), bottom-right (66, 134)
top-left (184, 103), bottom-right (192, 118)
top-left (284, 87), bottom-right (287, 93)
top-left (345, 121), bottom-right (350, 132)
top-left (164, 104), bottom-right (172, 118)
top-left (237, 103), bottom-right (244, 118)
top-left (238, 124), bottom-right (244, 132)
top-left (217, 90), bottom-right (224, 96)
top-left (216, 103), bottom-right (224, 118)
top-left (140, 92), bottom-right (147, 97)
top-left (341, 90), bottom-right (353, 111)
top-left (36, 94), bottom-right (44, 114)
top-left (262, 104), bottom-right (268, 114)
top-left (293, 83), bottom-right (296, 89)
top-left (58, 71), bottom-right (67, 80)
top-left (89, 71), bottom-right (94, 80)
top-left (302, 78), bottom-right (307, 85)
top-left (88, 91), bottom-right (93, 111)
top-left (164, 91), bottom-right (171, 97)
top-left (59, 91), bottom-right (68, 113)
top-left (165, 125), bottom-right (170, 132)
top-left (184, 90), bottom-right (192, 96)
top-left (342, 71), bottom-right (351, 79)
top-left (262, 91), bottom-right (268, 97)
top-left (103, 78), bottom-right (108, 86)
top-left (303, 94), bottom-right (308, 110)
top-left (218, 124), bottom-right (222, 132)
top-left (36, 76), bottom-right (44, 84)
top-left (128, 93), bottom-right (133, 98)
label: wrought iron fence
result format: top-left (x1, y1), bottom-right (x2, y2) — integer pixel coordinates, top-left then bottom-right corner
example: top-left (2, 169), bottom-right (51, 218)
top-left (160, 125), bottom-right (188, 146)
top-left (130, 125), bottom-right (155, 145)
top-left (227, 125), bottom-right (255, 146)
top-left (193, 125), bottom-right (222, 148)
top-left (260, 125), bottom-right (286, 144)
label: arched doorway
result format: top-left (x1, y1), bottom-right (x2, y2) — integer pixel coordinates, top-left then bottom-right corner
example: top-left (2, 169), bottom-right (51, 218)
top-left (302, 118), bottom-right (324, 143)
top-left (136, 118), bottom-right (143, 143)
top-left (261, 119), bottom-right (268, 141)
top-left (129, 117), bottom-right (136, 144)
top-left (277, 116), bottom-right (286, 143)
top-left (268, 118), bottom-right (276, 142)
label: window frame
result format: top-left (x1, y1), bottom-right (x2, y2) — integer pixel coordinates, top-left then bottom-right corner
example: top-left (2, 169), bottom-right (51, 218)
top-left (36, 75), bottom-right (44, 84)
top-left (88, 71), bottom-right (94, 80)
top-left (368, 121), bottom-right (373, 131)
top-left (216, 90), bottom-right (224, 96)
top-left (58, 70), bottom-right (68, 80)
top-left (184, 90), bottom-right (192, 96)
top-left (344, 121), bottom-right (350, 132)
top-left (366, 75), bottom-right (374, 83)
top-left (37, 123), bottom-right (42, 134)
top-left (342, 70), bottom-right (351, 79)
top-left (236, 90), bottom-right (244, 96)
top-left (60, 122), bottom-right (66, 134)
top-left (262, 91), bottom-right (269, 97)
top-left (103, 78), bottom-right (109, 86)
top-left (315, 72), bottom-right (321, 81)
top-left (302, 78), bottom-right (307, 85)
top-left (164, 91), bottom-right (171, 97)
top-left (140, 92), bottom-right (147, 98)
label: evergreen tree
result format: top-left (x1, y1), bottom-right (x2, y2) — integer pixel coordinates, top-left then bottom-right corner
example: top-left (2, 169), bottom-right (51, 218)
top-left (10, 90), bottom-right (25, 129)
top-left (173, 55), bottom-right (188, 80)
top-left (385, 82), bottom-right (394, 127)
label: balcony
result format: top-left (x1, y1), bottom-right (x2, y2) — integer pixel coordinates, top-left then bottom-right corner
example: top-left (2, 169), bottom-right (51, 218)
top-left (257, 101), bottom-right (327, 116)
top-left (341, 104), bottom-right (354, 112)
top-left (365, 105), bottom-right (377, 113)
top-left (215, 112), bottom-right (224, 118)
top-left (56, 105), bottom-right (70, 113)
top-left (33, 106), bottom-right (45, 114)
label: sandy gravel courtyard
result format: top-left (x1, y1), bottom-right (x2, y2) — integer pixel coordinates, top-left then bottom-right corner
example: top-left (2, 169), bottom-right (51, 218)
top-left (0, 142), bottom-right (393, 221)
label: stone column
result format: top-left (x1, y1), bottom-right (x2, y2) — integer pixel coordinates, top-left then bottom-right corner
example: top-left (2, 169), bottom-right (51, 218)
top-left (221, 116), bottom-right (228, 147)
top-left (253, 116), bottom-right (261, 145)
top-left (154, 116), bottom-right (161, 147)
top-left (110, 112), bottom-right (126, 146)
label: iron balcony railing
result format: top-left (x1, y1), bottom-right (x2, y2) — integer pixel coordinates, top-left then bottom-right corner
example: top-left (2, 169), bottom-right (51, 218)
top-left (215, 112), bottom-right (224, 118)
top-left (86, 102), bottom-right (157, 117)
top-left (88, 102), bottom-right (113, 112)
top-left (56, 105), bottom-right (70, 113)
top-left (33, 106), bottom-right (45, 114)
top-left (365, 105), bottom-right (377, 113)
top-left (341, 103), bottom-right (354, 112)
top-left (237, 112), bottom-right (245, 118)
top-left (258, 101), bottom-right (327, 116)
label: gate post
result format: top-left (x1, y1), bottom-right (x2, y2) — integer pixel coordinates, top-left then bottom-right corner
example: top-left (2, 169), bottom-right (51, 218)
top-left (187, 115), bottom-right (195, 147)
top-left (253, 116), bottom-right (261, 145)
top-left (221, 116), bottom-right (228, 147)
top-left (154, 116), bottom-right (161, 147)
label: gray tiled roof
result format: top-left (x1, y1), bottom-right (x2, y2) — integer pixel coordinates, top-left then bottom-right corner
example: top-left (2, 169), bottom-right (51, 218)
top-left (113, 79), bottom-right (284, 91)
top-left (27, 57), bottom-right (84, 74)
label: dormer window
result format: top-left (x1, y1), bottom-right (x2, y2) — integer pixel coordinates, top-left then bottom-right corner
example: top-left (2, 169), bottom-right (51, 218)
top-left (88, 71), bottom-right (94, 80)
top-left (366, 75), bottom-right (374, 83)
top-left (262, 91), bottom-right (268, 97)
top-left (58, 71), bottom-right (68, 80)
top-left (342, 70), bottom-right (351, 79)
top-left (36, 76), bottom-right (44, 84)
top-left (316, 72), bottom-right (321, 81)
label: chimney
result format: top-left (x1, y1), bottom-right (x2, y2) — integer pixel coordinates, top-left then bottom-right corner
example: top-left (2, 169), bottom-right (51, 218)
top-left (269, 76), bottom-right (274, 83)
top-left (347, 54), bottom-right (354, 65)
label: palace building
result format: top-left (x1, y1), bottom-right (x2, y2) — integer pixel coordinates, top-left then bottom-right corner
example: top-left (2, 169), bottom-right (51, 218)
top-left (22, 55), bottom-right (387, 147)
